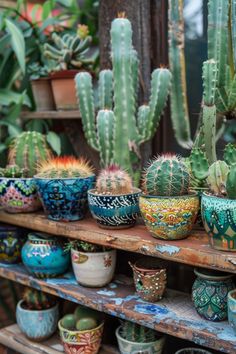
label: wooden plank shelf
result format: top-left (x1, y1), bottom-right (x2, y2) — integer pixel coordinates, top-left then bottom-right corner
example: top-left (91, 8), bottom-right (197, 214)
top-left (0, 211), bottom-right (236, 274)
top-left (20, 110), bottom-right (81, 120)
top-left (0, 263), bottom-right (235, 353)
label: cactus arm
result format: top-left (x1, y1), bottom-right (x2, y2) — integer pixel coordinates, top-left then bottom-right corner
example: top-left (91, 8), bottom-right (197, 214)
top-left (98, 70), bottom-right (113, 110)
top-left (224, 143), bottom-right (236, 165)
top-left (97, 110), bottom-right (114, 167)
top-left (137, 105), bottom-right (150, 142)
top-left (226, 163), bottom-right (236, 199)
top-left (75, 72), bottom-right (98, 151)
top-left (131, 48), bottom-right (139, 112)
top-left (228, 74), bottom-right (236, 110)
top-left (189, 148), bottom-right (209, 181)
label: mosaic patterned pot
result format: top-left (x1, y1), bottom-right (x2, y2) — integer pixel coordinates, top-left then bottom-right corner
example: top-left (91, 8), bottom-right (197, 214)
top-left (88, 188), bottom-right (141, 229)
top-left (35, 175), bottom-right (95, 221)
top-left (201, 193), bottom-right (236, 251)
top-left (0, 223), bottom-right (26, 264)
top-left (228, 289), bottom-right (236, 334)
top-left (175, 349), bottom-right (213, 354)
top-left (21, 232), bottom-right (70, 278)
top-left (58, 319), bottom-right (104, 354)
top-left (71, 248), bottom-right (116, 287)
top-left (0, 178), bottom-right (41, 213)
top-left (116, 326), bottom-right (165, 354)
top-left (16, 300), bottom-right (59, 342)
top-left (192, 268), bottom-right (234, 321)
top-left (139, 194), bottom-right (199, 240)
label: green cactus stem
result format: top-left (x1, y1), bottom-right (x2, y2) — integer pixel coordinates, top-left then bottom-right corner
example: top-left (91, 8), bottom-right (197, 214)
top-left (120, 321), bottom-right (158, 343)
top-left (95, 165), bottom-right (133, 195)
top-left (189, 148), bottom-right (209, 182)
top-left (207, 161), bottom-right (229, 196)
top-left (223, 143), bottom-right (236, 165)
top-left (226, 163), bottom-right (236, 199)
top-left (3, 165), bottom-right (26, 178)
top-left (23, 288), bottom-right (55, 310)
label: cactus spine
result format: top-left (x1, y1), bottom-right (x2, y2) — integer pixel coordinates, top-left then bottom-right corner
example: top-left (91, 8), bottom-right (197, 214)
top-left (207, 161), bottom-right (229, 196)
top-left (226, 163), bottom-right (236, 199)
top-left (120, 321), bottom-right (157, 343)
top-left (95, 165), bottom-right (133, 195)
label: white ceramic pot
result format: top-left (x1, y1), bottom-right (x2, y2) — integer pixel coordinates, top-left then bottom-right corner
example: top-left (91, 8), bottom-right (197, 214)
top-left (71, 248), bottom-right (116, 287)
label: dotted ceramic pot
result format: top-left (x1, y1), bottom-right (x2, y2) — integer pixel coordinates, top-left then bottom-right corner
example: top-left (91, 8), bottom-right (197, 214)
top-left (228, 289), bottom-right (236, 334)
top-left (0, 223), bottom-right (26, 264)
top-left (192, 268), bottom-right (234, 321)
top-left (21, 232), bottom-right (70, 278)
top-left (201, 193), bottom-right (236, 251)
top-left (175, 349), bottom-right (213, 354)
top-left (35, 176), bottom-right (95, 221)
top-left (139, 194), bottom-right (199, 240)
top-left (0, 178), bottom-right (41, 213)
top-left (88, 188), bottom-right (141, 229)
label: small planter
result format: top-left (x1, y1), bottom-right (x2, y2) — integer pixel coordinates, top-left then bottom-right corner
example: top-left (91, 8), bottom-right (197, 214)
top-left (16, 299), bottom-right (59, 342)
top-left (0, 223), bottom-right (26, 264)
top-left (129, 258), bottom-right (167, 302)
top-left (34, 175), bottom-right (95, 221)
top-left (58, 319), bottom-right (104, 354)
top-left (116, 326), bottom-right (165, 354)
top-left (21, 232), bottom-right (70, 278)
top-left (0, 178), bottom-right (41, 213)
top-left (88, 188), bottom-right (141, 229)
top-left (31, 78), bottom-right (55, 111)
top-left (50, 70), bottom-right (78, 110)
top-left (71, 248), bottom-right (116, 287)
top-left (139, 194), bottom-right (199, 240)
top-left (228, 289), bottom-right (236, 334)
top-left (201, 193), bottom-right (236, 251)
top-left (175, 349), bottom-right (213, 354)
top-left (192, 268), bottom-right (234, 321)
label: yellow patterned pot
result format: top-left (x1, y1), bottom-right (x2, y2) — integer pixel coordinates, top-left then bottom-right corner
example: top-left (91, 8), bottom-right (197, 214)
top-left (139, 194), bottom-right (199, 240)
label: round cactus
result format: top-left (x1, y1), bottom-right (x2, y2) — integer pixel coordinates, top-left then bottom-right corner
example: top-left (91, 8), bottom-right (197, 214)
top-left (143, 154), bottom-right (190, 196)
top-left (76, 317), bottom-right (97, 331)
top-left (207, 161), bottom-right (229, 196)
top-left (95, 165), bottom-right (133, 195)
top-left (226, 163), bottom-right (236, 199)
top-left (61, 314), bottom-right (76, 330)
top-left (3, 164), bottom-right (26, 178)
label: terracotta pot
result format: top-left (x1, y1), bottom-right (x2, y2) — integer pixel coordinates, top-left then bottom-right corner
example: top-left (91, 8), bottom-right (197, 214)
top-left (31, 78), bottom-right (55, 111)
top-left (50, 70), bottom-right (78, 110)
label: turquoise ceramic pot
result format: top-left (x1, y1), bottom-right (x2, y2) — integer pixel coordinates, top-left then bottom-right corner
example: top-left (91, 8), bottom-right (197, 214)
top-left (16, 299), bottom-right (59, 341)
top-left (0, 223), bottom-right (26, 264)
top-left (228, 289), bottom-right (236, 334)
top-left (21, 232), bottom-right (70, 278)
top-left (201, 193), bottom-right (236, 251)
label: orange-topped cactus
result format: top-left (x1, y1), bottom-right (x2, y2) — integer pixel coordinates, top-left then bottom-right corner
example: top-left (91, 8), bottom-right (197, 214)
top-left (96, 165), bottom-right (133, 195)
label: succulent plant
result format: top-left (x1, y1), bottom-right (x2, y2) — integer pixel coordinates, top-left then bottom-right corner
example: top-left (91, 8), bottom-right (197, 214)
top-left (223, 143), bottom-right (236, 166)
top-left (119, 321), bottom-right (158, 343)
top-left (61, 314), bottom-right (76, 330)
top-left (226, 164), bottom-right (236, 199)
top-left (76, 317), bottom-right (97, 331)
top-left (61, 305), bottom-right (100, 331)
top-left (23, 288), bottom-right (55, 310)
top-left (207, 161), bottom-right (229, 197)
top-left (1, 164), bottom-right (27, 178)
top-left (95, 165), bottom-right (133, 195)
top-left (28, 62), bottom-right (50, 80)
top-left (65, 240), bottom-right (106, 253)
top-left (143, 154), bottom-right (190, 196)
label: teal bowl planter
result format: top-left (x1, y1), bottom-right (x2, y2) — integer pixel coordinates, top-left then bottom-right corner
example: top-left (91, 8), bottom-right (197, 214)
top-left (175, 349), bottom-right (213, 354)
top-left (201, 193), bottom-right (236, 251)
top-left (228, 289), bottom-right (236, 334)
top-left (16, 299), bottom-right (59, 341)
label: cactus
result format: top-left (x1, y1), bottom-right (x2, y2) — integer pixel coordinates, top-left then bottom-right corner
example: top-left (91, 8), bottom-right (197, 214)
top-left (35, 156), bottom-right (94, 178)
top-left (74, 305), bottom-right (101, 322)
top-left (189, 148), bottom-right (209, 182)
top-left (76, 317), bottom-right (97, 331)
top-left (75, 16), bottom-right (172, 184)
top-left (95, 165), bottom-right (133, 195)
top-left (8, 131), bottom-right (52, 178)
top-left (3, 165), bottom-right (27, 178)
top-left (143, 154), bottom-right (190, 196)
top-left (207, 161), bottom-right (229, 196)
top-left (23, 288), bottom-right (55, 310)
top-left (226, 163), bottom-right (236, 199)
top-left (119, 321), bottom-right (158, 343)
top-left (61, 314), bottom-right (76, 330)
top-left (223, 143), bottom-right (236, 165)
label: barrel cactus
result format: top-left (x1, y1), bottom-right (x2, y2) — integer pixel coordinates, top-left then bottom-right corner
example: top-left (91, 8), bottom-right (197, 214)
top-left (3, 164), bottom-right (27, 178)
top-left (119, 321), bottom-right (158, 343)
top-left (95, 165), bottom-right (133, 195)
top-left (206, 161), bottom-right (236, 199)
top-left (23, 288), bottom-right (55, 310)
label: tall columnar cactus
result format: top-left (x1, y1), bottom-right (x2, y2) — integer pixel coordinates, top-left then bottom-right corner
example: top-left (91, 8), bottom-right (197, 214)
top-left (95, 165), bottom-right (133, 195)
top-left (75, 17), bottom-right (172, 184)
top-left (120, 321), bottom-right (157, 343)
top-left (207, 161), bottom-right (229, 196)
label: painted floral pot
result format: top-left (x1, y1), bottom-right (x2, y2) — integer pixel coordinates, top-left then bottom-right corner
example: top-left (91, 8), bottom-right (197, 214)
top-left (0, 178), bottom-right (41, 213)
top-left (16, 299), bottom-right (59, 342)
top-left (175, 349), bottom-right (212, 354)
top-left (201, 193), bottom-right (236, 251)
top-left (35, 176), bottom-right (95, 221)
top-left (71, 248), bottom-right (116, 287)
top-left (139, 194), bottom-right (199, 240)
top-left (228, 289), bottom-right (236, 334)
top-left (116, 326), bottom-right (165, 354)
top-left (192, 268), bottom-right (234, 321)
top-left (21, 232), bottom-right (70, 278)
top-left (88, 188), bottom-right (141, 229)
top-left (129, 258), bottom-right (167, 302)
top-left (58, 319), bottom-right (104, 354)
top-left (0, 223), bottom-right (26, 264)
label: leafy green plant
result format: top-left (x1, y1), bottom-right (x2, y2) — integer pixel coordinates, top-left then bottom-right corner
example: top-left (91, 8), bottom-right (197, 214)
top-left (65, 240), bottom-right (107, 253)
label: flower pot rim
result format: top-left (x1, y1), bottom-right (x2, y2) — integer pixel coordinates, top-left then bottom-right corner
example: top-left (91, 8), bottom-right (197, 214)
top-left (0, 177), bottom-right (34, 181)
top-left (194, 268), bottom-right (233, 281)
top-left (140, 192), bottom-right (198, 199)
top-left (31, 77), bottom-right (50, 82)
top-left (202, 192), bottom-right (235, 202)
top-left (174, 348), bottom-right (213, 354)
top-left (34, 174), bottom-right (95, 181)
top-left (88, 187), bottom-right (141, 197)
top-left (115, 326), bottom-right (164, 346)
top-left (18, 299), bottom-right (58, 313)
top-left (58, 319), bottom-right (104, 334)
top-left (228, 289), bottom-right (236, 301)
top-left (71, 248), bottom-right (116, 256)
top-left (50, 69), bottom-right (95, 80)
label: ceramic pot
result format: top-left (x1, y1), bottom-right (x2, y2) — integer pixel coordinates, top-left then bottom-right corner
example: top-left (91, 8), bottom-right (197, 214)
top-left (129, 258), bottom-right (167, 302)
top-left (88, 188), bottom-right (141, 229)
top-left (228, 289), bottom-right (236, 334)
top-left (58, 319), bottom-right (104, 354)
top-left (50, 70), bottom-right (78, 110)
top-left (175, 349), bottom-right (212, 354)
top-left (201, 193), bottom-right (236, 251)
top-left (0, 223), bottom-right (26, 264)
top-left (31, 78), bottom-right (55, 111)
top-left (139, 194), bottom-right (199, 240)
top-left (0, 178), bottom-right (41, 213)
top-left (16, 299), bottom-right (59, 342)
top-left (35, 175), bottom-right (95, 221)
top-left (21, 232), bottom-right (70, 278)
top-left (116, 326), bottom-right (165, 354)
top-left (192, 268), bottom-right (234, 321)
top-left (71, 248), bottom-right (116, 287)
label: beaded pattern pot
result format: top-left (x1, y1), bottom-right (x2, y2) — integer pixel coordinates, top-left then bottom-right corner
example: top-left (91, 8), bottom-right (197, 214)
top-left (88, 188), bottom-right (141, 229)
top-left (192, 269), bottom-right (234, 321)
top-left (139, 194), bottom-right (199, 240)
top-left (0, 223), bottom-right (26, 264)
top-left (228, 289), bottom-right (236, 334)
top-left (35, 176), bottom-right (95, 221)
top-left (0, 178), bottom-right (41, 213)
top-left (201, 193), bottom-right (236, 251)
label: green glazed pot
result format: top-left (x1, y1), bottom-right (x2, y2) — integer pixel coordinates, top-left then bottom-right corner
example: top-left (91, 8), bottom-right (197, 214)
top-left (228, 289), bottom-right (236, 334)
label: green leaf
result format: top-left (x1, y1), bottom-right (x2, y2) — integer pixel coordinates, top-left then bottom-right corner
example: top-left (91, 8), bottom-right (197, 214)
top-left (31, 4), bottom-right (42, 24)
top-left (42, 0), bottom-right (52, 20)
top-left (5, 19), bottom-right (25, 74)
top-left (56, 0), bottom-right (74, 7)
top-left (0, 90), bottom-right (30, 107)
top-left (0, 120), bottom-right (22, 138)
top-left (46, 131), bottom-right (61, 155)
top-left (0, 144), bottom-right (6, 154)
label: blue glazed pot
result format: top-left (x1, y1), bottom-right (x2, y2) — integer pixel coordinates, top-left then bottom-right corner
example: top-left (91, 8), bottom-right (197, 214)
top-left (21, 232), bottom-right (70, 278)
top-left (201, 193), bottom-right (236, 251)
top-left (35, 176), bottom-right (95, 221)
top-left (228, 289), bottom-right (236, 334)
top-left (0, 223), bottom-right (26, 264)
top-left (88, 188), bottom-right (141, 229)
top-left (16, 299), bottom-right (59, 341)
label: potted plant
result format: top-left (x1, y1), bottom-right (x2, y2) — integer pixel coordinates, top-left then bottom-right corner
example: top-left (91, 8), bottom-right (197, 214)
top-left (0, 223), bottom-right (26, 264)
top-left (139, 154), bottom-right (199, 240)
top-left (116, 321), bottom-right (165, 354)
top-left (67, 240), bottom-right (116, 287)
top-left (34, 156), bottom-right (95, 221)
top-left (16, 287), bottom-right (59, 342)
top-left (88, 165), bottom-right (141, 229)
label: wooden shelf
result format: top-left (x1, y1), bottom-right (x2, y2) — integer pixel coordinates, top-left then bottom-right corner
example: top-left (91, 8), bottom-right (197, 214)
top-left (20, 110), bottom-right (81, 120)
top-left (0, 211), bottom-right (236, 274)
top-left (0, 263), bottom-right (235, 353)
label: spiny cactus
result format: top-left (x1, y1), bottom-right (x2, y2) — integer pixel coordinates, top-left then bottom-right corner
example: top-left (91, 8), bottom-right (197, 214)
top-left (3, 165), bottom-right (27, 178)
top-left (75, 16), bottom-right (172, 184)
top-left (207, 161), bottom-right (229, 196)
top-left (226, 163), bottom-right (236, 199)
top-left (189, 148), bottom-right (209, 182)
top-left (23, 288), bottom-right (55, 310)
top-left (120, 321), bottom-right (158, 343)
top-left (35, 156), bottom-right (94, 178)
top-left (95, 165), bottom-right (133, 195)
top-left (223, 143), bottom-right (236, 165)
top-left (143, 154), bottom-right (190, 196)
